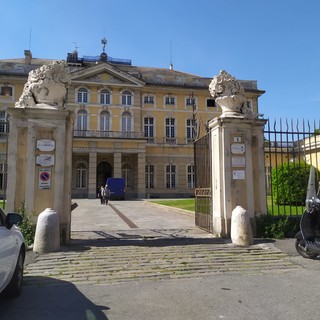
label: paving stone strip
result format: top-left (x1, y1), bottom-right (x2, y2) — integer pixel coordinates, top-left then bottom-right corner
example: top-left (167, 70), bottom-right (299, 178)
top-left (24, 242), bottom-right (301, 286)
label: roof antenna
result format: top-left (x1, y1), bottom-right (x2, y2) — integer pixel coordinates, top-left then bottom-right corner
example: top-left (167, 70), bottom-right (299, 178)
top-left (169, 41), bottom-right (173, 70)
top-left (72, 42), bottom-right (80, 53)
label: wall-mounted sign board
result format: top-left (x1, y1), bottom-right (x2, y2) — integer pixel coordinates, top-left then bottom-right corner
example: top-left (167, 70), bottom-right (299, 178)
top-left (232, 156), bottom-right (246, 167)
top-left (37, 139), bottom-right (55, 152)
top-left (231, 143), bottom-right (245, 154)
top-left (233, 170), bottom-right (245, 180)
top-left (36, 154), bottom-right (55, 166)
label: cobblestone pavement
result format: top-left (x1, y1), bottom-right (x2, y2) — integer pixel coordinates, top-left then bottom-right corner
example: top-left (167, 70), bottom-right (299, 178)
top-left (24, 200), bottom-right (302, 286)
top-left (24, 240), bottom-right (301, 286)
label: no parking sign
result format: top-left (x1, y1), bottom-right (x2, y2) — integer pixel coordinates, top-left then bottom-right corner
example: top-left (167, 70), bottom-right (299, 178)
top-left (38, 168), bottom-right (51, 189)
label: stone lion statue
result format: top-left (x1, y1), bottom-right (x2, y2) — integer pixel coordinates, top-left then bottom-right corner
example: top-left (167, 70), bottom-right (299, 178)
top-left (16, 60), bottom-right (70, 109)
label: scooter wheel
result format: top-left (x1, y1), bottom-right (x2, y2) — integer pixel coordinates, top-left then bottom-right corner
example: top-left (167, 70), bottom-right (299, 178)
top-left (295, 239), bottom-right (319, 259)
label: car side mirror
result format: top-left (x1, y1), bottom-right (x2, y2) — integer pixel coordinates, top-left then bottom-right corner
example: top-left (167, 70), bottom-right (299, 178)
top-left (5, 213), bottom-right (23, 229)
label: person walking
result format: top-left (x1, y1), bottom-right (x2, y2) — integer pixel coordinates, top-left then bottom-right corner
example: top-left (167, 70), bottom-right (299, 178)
top-left (98, 185), bottom-right (105, 204)
top-left (104, 184), bottom-right (110, 205)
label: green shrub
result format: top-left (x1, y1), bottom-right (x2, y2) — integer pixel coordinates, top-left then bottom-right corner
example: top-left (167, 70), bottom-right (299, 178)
top-left (17, 200), bottom-right (35, 246)
top-left (272, 162), bottom-right (312, 205)
top-left (255, 214), bottom-right (300, 239)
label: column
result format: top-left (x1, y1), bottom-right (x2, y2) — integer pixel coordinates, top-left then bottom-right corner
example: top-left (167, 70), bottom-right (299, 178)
top-left (208, 70), bottom-right (267, 237)
top-left (137, 152), bottom-right (146, 198)
top-left (88, 152), bottom-right (97, 199)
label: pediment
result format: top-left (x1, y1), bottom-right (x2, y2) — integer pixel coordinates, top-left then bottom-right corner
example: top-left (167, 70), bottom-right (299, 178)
top-left (69, 63), bottom-right (145, 88)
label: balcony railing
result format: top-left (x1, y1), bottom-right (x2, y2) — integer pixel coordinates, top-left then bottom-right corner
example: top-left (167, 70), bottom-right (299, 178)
top-left (73, 130), bottom-right (145, 139)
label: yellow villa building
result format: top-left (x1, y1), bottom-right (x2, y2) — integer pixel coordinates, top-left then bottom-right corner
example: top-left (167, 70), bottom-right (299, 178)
top-left (0, 45), bottom-right (265, 199)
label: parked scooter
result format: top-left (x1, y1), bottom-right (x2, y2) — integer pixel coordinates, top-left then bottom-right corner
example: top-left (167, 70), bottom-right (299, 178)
top-left (295, 166), bottom-right (320, 259)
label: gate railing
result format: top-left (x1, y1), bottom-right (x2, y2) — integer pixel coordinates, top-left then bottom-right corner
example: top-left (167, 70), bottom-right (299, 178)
top-left (195, 188), bottom-right (212, 232)
top-left (194, 133), bottom-right (213, 232)
top-left (264, 118), bottom-right (320, 216)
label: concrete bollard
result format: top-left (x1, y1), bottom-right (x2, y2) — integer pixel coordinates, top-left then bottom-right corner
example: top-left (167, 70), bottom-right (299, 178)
top-left (231, 206), bottom-right (254, 246)
top-left (33, 208), bottom-right (60, 253)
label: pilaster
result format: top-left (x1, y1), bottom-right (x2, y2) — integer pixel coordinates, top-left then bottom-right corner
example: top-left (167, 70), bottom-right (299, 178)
top-left (137, 152), bottom-right (146, 198)
top-left (114, 152), bottom-right (122, 178)
top-left (88, 152), bottom-right (97, 199)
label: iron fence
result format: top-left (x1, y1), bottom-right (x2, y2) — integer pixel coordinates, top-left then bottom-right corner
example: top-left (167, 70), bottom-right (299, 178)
top-left (194, 132), bottom-right (213, 232)
top-left (264, 118), bottom-right (320, 216)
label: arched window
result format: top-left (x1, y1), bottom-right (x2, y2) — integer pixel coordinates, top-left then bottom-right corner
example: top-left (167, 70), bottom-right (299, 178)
top-left (100, 89), bottom-right (111, 105)
top-left (77, 110), bottom-right (88, 131)
top-left (122, 163), bottom-right (132, 189)
top-left (77, 88), bottom-right (88, 103)
top-left (122, 111), bottom-right (132, 132)
top-left (121, 90), bottom-right (132, 106)
top-left (100, 111), bottom-right (110, 131)
top-left (76, 163), bottom-right (87, 189)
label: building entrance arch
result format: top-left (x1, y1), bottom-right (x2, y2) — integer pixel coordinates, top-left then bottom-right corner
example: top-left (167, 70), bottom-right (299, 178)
top-left (97, 161), bottom-right (112, 190)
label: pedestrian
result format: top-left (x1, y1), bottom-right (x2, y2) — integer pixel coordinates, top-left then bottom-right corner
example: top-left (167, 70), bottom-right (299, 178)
top-left (104, 184), bottom-right (110, 205)
top-left (98, 185), bottom-right (105, 204)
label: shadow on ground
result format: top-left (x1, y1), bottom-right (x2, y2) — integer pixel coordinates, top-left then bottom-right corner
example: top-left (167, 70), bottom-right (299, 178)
top-left (0, 277), bottom-right (109, 320)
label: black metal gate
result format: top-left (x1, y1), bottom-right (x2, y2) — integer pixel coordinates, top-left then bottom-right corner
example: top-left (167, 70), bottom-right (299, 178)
top-left (194, 132), bottom-right (213, 232)
top-left (264, 118), bottom-right (320, 216)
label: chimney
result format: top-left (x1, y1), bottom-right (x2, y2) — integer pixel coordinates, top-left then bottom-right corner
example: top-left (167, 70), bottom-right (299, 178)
top-left (24, 50), bottom-right (32, 64)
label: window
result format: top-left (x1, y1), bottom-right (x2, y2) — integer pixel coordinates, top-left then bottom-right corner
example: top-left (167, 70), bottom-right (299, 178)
top-left (206, 98), bottom-right (215, 107)
top-left (144, 95), bottom-right (154, 104)
top-left (166, 118), bottom-right (176, 143)
top-left (77, 110), bottom-right (88, 130)
top-left (144, 117), bottom-right (154, 142)
top-left (122, 111), bottom-right (132, 132)
top-left (0, 162), bottom-right (7, 190)
top-left (186, 118), bottom-right (195, 140)
top-left (100, 111), bottom-right (110, 131)
top-left (145, 164), bottom-right (154, 189)
top-left (121, 90), bottom-right (132, 106)
top-left (0, 111), bottom-right (8, 133)
top-left (0, 86), bottom-right (13, 96)
top-left (100, 89), bottom-right (111, 105)
top-left (187, 165), bottom-right (195, 189)
top-left (166, 165), bottom-right (176, 188)
top-left (122, 164), bottom-right (132, 189)
top-left (76, 163), bottom-right (87, 189)
top-left (77, 88), bottom-right (88, 103)
top-left (165, 96), bottom-right (175, 105)
top-left (186, 97), bottom-right (196, 106)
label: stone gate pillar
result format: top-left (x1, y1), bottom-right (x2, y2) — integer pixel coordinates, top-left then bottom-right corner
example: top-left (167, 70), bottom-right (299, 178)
top-left (208, 70), bottom-right (267, 237)
top-left (6, 61), bottom-right (75, 244)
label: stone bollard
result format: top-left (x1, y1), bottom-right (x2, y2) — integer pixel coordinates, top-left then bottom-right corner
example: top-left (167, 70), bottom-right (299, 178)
top-left (231, 206), bottom-right (254, 246)
top-left (33, 208), bottom-right (60, 253)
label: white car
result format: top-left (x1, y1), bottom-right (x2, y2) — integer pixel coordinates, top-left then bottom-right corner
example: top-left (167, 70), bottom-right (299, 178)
top-left (0, 209), bottom-right (26, 298)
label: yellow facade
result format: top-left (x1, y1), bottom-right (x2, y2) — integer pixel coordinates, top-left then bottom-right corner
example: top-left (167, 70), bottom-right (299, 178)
top-left (0, 49), bottom-right (264, 199)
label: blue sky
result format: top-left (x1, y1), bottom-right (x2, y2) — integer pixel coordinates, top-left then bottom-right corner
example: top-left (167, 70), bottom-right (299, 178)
top-left (1, 0), bottom-right (320, 123)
